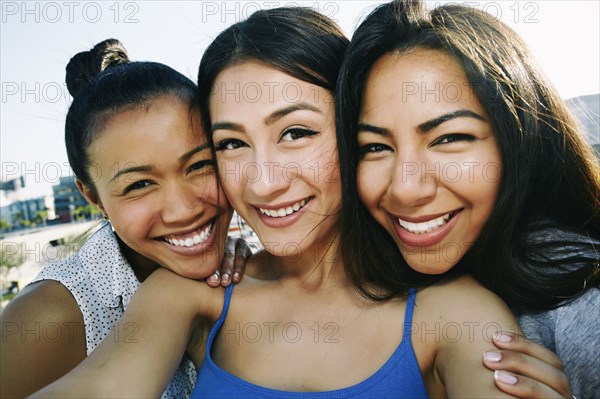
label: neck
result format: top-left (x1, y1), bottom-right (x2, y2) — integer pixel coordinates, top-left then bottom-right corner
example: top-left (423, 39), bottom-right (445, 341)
top-left (262, 234), bottom-right (349, 292)
top-left (116, 235), bottom-right (159, 282)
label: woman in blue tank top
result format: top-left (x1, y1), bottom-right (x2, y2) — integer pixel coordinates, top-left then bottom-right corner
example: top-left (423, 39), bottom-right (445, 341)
top-left (31, 5), bottom-right (571, 399)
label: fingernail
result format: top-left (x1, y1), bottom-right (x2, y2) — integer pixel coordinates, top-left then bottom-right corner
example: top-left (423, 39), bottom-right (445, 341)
top-left (222, 273), bottom-right (231, 284)
top-left (494, 370), bottom-right (518, 385)
top-left (484, 351), bottom-right (502, 362)
top-left (233, 272), bottom-right (240, 282)
top-left (208, 273), bottom-right (219, 283)
top-left (493, 332), bottom-right (512, 343)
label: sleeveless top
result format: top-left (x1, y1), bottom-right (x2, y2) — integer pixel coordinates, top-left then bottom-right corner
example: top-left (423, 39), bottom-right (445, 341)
top-left (29, 222), bottom-right (196, 399)
top-left (192, 284), bottom-right (429, 398)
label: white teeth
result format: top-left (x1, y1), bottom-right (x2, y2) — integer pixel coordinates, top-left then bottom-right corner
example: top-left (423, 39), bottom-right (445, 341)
top-left (398, 213), bottom-right (452, 234)
top-left (164, 222), bottom-right (213, 247)
top-left (259, 199), bottom-right (308, 218)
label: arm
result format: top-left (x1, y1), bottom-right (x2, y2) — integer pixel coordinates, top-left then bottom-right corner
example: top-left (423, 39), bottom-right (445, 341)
top-left (0, 281), bottom-right (87, 398)
top-left (421, 275), bottom-right (521, 398)
top-left (30, 268), bottom-right (224, 398)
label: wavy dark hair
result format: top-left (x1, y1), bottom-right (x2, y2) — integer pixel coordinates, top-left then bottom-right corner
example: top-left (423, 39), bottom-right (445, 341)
top-left (65, 39), bottom-right (197, 192)
top-left (337, 0), bottom-right (600, 311)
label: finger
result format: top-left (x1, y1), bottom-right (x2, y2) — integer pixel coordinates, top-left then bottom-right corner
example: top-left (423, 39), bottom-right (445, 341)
top-left (483, 350), bottom-right (571, 397)
top-left (219, 237), bottom-right (237, 286)
top-left (206, 270), bottom-right (220, 288)
top-left (493, 332), bottom-right (564, 370)
top-left (232, 238), bottom-right (251, 283)
top-left (493, 370), bottom-right (568, 399)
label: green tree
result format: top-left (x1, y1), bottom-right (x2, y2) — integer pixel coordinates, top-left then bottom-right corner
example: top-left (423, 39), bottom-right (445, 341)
top-left (0, 218), bottom-right (9, 232)
top-left (74, 204), bottom-right (101, 221)
top-left (0, 244), bottom-right (24, 283)
top-left (34, 209), bottom-right (49, 226)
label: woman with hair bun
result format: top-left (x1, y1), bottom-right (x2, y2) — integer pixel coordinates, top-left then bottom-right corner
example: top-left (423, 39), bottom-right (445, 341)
top-left (0, 39), bottom-right (250, 398)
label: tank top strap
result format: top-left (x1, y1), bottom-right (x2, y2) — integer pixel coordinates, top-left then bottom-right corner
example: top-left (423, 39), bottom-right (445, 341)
top-left (205, 284), bottom-right (234, 356)
top-left (403, 288), bottom-right (417, 339)
top-left (220, 283), bottom-right (234, 321)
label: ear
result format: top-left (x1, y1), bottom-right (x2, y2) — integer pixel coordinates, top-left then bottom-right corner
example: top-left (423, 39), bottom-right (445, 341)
top-left (75, 179), bottom-right (107, 217)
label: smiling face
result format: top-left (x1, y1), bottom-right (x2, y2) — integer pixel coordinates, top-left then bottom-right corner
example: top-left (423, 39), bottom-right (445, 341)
top-left (209, 61), bottom-right (341, 259)
top-left (357, 49), bottom-right (502, 274)
top-left (82, 95), bottom-right (232, 279)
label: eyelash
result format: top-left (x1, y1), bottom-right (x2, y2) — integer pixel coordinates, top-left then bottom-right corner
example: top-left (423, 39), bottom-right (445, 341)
top-left (279, 127), bottom-right (319, 142)
top-left (431, 134), bottom-right (475, 146)
top-left (186, 160), bottom-right (214, 175)
top-left (359, 143), bottom-right (392, 158)
top-left (214, 127), bottom-right (319, 151)
top-left (123, 180), bottom-right (152, 194)
top-left (214, 138), bottom-right (246, 152)
top-left (122, 160), bottom-right (213, 194)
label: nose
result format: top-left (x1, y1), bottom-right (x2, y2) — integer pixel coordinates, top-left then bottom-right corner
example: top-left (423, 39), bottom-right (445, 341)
top-left (245, 151), bottom-right (289, 200)
top-left (161, 181), bottom-right (206, 225)
top-left (388, 155), bottom-right (437, 208)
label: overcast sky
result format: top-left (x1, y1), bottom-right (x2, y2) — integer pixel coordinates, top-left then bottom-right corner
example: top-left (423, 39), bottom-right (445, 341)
top-left (1, 1), bottom-right (599, 199)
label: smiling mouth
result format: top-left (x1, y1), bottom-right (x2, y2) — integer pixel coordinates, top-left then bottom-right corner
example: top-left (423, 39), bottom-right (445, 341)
top-left (397, 211), bottom-right (459, 234)
top-left (258, 197), bottom-right (312, 218)
top-left (161, 220), bottom-right (214, 248)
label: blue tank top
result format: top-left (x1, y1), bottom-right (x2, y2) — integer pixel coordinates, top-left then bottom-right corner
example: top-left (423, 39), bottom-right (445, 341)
top-left (192, 285), bottom-right (429, 398)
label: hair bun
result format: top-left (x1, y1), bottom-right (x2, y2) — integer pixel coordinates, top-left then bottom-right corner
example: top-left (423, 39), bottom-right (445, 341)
top-left (66, 38), bottom-right (129, 97)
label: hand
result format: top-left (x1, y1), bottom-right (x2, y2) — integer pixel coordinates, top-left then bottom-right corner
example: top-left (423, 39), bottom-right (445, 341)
top-left (206, 236), bottom-right (252, 287)
top-left (482, 332), bottom-right (572, 398)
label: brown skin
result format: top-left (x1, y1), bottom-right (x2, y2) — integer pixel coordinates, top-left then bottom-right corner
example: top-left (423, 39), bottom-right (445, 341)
top-left (1, 281), bottom-right (86, 398)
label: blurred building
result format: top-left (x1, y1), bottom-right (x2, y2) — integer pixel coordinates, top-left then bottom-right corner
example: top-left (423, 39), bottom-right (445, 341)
top-left (52, 176), bottom-right (87, 223)
top-left (0, 176), bottom-right (54, 231)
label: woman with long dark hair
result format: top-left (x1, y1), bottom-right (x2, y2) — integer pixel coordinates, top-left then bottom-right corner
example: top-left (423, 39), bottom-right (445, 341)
top-left (337, 1), bottom-right (599, 397)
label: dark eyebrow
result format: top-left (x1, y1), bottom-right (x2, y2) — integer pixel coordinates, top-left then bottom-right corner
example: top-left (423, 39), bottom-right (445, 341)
top-left (110, 165), bottom-right (153, 183)
top-left (178, 143), bottom-right (210, 162)
top-left (264, 102), bottom-right (322, 126)
top-left (212, 102), bottom-right (322, 133)
top-left (417, 110), bottom-right (487, 134)
top-left (212, 121), bottom-right (244, 133)
top-left (357, 123), bottom-right (391, 136)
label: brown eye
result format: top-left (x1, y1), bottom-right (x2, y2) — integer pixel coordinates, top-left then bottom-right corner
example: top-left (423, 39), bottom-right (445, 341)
top-left (433, 134), bottom-right (475, 146)
top-left (124, 180), bottom-right (152, 194)
top-left (359, 143), bottom-right (392, 158)
top-left (279, 127), bottom-right (319, 142)
top-left (187, 160), bottom-right (213, 175)
top-left (215, 138), bottom-right (246, 151)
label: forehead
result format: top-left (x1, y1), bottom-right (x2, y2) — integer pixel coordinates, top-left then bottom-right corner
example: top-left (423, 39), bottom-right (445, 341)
top-left (209, 61), bottom-right (333, 116)
top-left (361, 49), bottom-right (485, 121)
top-left (91, 95), bottom-right (205, 154)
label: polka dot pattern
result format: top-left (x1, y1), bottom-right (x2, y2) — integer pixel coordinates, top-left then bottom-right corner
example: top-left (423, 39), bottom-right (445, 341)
top-left (30, 222), bottom-right (196, 398)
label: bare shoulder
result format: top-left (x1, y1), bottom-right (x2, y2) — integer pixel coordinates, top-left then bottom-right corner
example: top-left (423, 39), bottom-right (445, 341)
top-left (2, 279), bottom-right (84, 325)
top-left (418, 274), bottom-right (513, 321)
top-left (0, 280), bottom-right (86, 398)
top-left (414, 276), bottom-right (520, 396)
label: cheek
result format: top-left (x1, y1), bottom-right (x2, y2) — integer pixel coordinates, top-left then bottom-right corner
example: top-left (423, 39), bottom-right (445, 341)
top-left (195, 175), bottom-right (227, 207)
top-left (106, 201), bottom-right (155, 245)
top-left (357, 163), bottom-right (382, 208)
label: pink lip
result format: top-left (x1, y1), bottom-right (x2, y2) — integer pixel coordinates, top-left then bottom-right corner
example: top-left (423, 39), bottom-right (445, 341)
top-left (254, 197), bottom-right (312, 228)
top-left (391, 209), bottom-right (462, 248)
